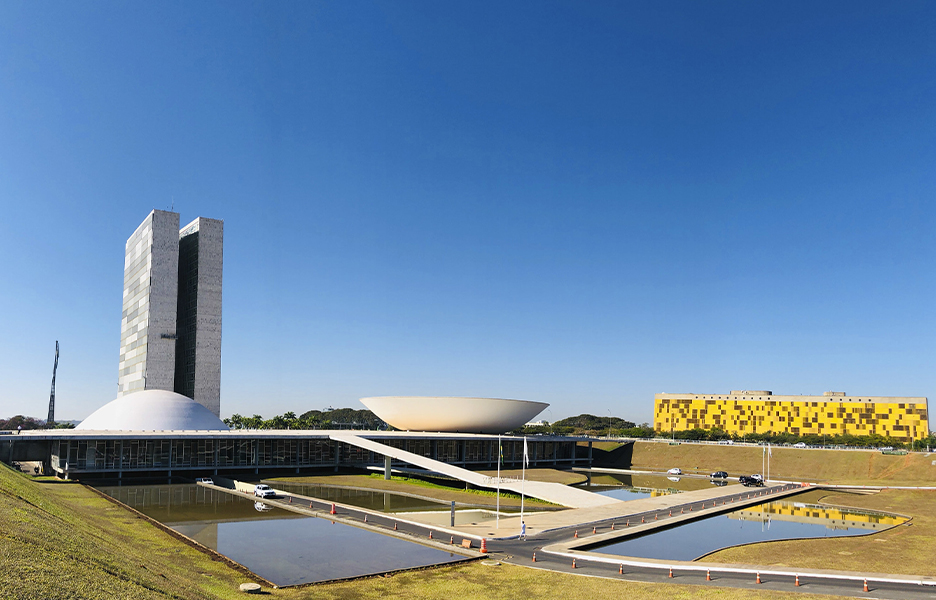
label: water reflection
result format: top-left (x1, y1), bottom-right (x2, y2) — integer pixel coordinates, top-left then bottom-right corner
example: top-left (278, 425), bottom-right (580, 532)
top-left (98, 484), bottom-right (466, 585)
top-left (592, 499), bottom-right (907, 561)
top-left (583, 473), bottom-right (714, 502)
top-left (273, 481), bottom-right (524, 516)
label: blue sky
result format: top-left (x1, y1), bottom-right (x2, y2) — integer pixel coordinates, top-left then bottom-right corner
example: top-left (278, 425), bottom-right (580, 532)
top-left (1, 2), bottom-right (934, 428)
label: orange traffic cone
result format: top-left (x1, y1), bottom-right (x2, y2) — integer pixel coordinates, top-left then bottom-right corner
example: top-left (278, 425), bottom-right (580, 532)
top-left (706, 570), bottom-right (711, 581)
top-left (668, 568), bottom-right (673, 578)
top-left (795, 575), bottom-right (800, 587)
top-left (863, 579), bottom-right (869, 592)
top-left (756, 573), bottom-right (762, 584)
top-left (480, 538), bottom-right (488, 554)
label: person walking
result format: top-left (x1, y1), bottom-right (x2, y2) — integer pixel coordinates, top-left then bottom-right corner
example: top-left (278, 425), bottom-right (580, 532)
top-left (520, 520), bottom-right (527, 541)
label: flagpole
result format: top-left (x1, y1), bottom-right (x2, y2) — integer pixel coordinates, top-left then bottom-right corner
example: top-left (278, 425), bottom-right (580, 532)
top-left (521, 436), bottom-right (527, 524)
top-left (496, 435), bottom-right (501, 529)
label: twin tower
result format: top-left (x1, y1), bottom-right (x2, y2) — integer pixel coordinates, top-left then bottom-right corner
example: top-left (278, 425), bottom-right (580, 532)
top-left (117, 210), bottom-right (223, 416)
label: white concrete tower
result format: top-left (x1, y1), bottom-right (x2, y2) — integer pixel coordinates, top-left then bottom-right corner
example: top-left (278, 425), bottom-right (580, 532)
top-left (175, 217), bottom-right (223, 417)
top-left (118, 210), bottom-right (181, 396)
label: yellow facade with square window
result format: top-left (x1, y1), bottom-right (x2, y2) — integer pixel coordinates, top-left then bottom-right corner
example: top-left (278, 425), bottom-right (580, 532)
top-left (653, 391), bottom-right (929, 442)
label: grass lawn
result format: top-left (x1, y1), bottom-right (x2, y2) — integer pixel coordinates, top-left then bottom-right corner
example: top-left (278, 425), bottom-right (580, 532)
top-left (704, 488), bottom-right (936, 576)
top-left (629, 442), bottom-right (936, 486)
top-left (0, 463), bottom-right (249, 599)
top-left (305, 562), bottom-right (852, 600)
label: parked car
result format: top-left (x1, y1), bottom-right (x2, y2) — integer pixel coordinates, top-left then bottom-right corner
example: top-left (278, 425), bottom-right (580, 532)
top-left (667, 468), bottom-right (682, 475)
top-left (716, 440), bottom-right (734, 445)
top-left (254, 484), bottom-right (276, 498)
top-left (739, 475), bottom-right (764, 487)
top-left (793, 442), bottom-right (807, 448)
top-left (196, 477), bottom-right (214, 485)
top-left (710, 471), bottom-right (728, 479)
top-left (750, 473), bottom-right (763, 481)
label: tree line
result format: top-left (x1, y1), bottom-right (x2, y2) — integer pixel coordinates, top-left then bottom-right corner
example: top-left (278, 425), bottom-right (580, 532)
top-left (223, 408), bottom-right (386, 430)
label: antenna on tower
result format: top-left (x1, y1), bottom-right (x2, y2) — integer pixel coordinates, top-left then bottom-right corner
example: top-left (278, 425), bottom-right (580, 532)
top-left (47, 341), bottom-right (59, 427)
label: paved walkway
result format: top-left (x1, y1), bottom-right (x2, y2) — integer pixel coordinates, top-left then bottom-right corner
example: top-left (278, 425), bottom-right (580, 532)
top-left (331, 433), bottom-right (620, 509)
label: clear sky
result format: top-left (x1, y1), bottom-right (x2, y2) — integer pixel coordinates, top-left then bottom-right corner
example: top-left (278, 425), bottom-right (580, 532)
top-left (1, 2), bottom-right (934, 428)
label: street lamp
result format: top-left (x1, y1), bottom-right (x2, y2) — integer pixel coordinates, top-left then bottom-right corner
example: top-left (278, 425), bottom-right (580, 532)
top-left (607, 409), bottom-right (612, 439)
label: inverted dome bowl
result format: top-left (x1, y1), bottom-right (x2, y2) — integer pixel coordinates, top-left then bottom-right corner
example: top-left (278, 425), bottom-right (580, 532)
top-left (360, 396), bottom-right (548, 434)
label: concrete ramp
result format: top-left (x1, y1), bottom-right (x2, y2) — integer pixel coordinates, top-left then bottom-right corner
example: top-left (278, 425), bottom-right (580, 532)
top-left (330, 434), bottom-right (620, 509)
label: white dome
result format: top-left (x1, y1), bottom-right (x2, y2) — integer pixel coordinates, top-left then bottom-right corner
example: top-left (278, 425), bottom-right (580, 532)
top-left (360, 396), bottom-right (548, 434)
top-left (77, 390), bottom-right (229, 431)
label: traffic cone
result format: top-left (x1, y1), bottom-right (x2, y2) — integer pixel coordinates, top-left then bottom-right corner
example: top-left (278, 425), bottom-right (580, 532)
top-left (756, 572), bottom-right (761, 584)
top-left (394, 522), bottom-right (398, 530)
top-left (288, 496), bottom-right (292, 503)
top-left (532, 552), bottom-right (536, 562)
top-left (611, 522), bottom-right (615, 530)
top-left (450, 536), bottom-right (454, 544)
top-left (428, 531), bottom-right (433, 540)
top-left (572, 558), bottom-right (576, 569)
top-left (480, 538), bottom-right (488, 553)
top-left (364, 515), bottom-right (367, 523)
top-left (619, 564), bottom-right (623, 574)
top-left (574, 530), bottom-right (579, 538)
top-left (641, 516), bottom-right (645, 523)
top-left (330, 503), bottom-right (337, 515)
top-left (863, 579), bottom-right (869, 592)
top-left (706, 570), bottom-right (711, 581)
top-left (795, 575), bottom-right (800, 587)
top-left (669, 510), bottom-right (672, 517)
top-left (592, 526), bottom-right (597, 534)
top-left (668, 568), bottom-right (673, 578)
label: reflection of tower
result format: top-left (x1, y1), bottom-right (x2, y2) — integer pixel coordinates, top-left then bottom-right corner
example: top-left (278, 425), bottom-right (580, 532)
top-left (118, 210), bottom-right (223, 416)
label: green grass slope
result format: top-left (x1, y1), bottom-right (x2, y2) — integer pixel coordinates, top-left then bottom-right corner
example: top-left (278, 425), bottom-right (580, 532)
top-left (629, 442), bottom-right (936, 485)
top-left (0, 463), bottom-right (250, 600)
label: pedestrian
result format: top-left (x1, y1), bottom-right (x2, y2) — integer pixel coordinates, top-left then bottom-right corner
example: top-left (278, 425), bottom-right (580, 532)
top-left (17, 425), bottom-right (22, 435)
top-left (520, 520), bottom-right (527, 541)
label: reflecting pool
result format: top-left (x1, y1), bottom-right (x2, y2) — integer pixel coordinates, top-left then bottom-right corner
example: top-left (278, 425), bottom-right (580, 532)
top-left (98, 484), bottom-right (466, 585)
top-left (591, 499), bottom-right (907, 561)
top-left (583, 472), bottom-right (715, 502)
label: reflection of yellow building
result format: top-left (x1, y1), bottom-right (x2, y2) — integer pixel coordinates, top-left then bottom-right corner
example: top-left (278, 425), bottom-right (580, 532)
top-left (654, 391), bottom-right (928, 442)
top-left (729, 501), bottom-right (907, 530)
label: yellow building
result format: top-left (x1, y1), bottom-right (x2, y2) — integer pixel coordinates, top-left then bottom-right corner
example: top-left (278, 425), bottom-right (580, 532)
top-left (653, 390), bottom-right (929, 442)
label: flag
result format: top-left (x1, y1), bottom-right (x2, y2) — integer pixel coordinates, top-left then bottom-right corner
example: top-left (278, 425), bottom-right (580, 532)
top-left (523, 437), bottom-right (529, 468)
top-left (499, 441), bottom-right (504, 465)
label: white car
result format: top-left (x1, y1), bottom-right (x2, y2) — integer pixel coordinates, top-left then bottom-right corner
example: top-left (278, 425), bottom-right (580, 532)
top-left (196, 477), bottom-right (214, 485)
top-left (667, 468), bottom-right (682, 475)
top-left (793, 442), bottom-right (807, 448)
top-left (254, 484), bottom-right (275, 498)
top-left (750, 473), bottom-right (763, 482)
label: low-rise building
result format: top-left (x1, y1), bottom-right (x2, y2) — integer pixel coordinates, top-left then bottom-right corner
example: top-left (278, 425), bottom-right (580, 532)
top-left (654, 390), bottom-right (929, 442)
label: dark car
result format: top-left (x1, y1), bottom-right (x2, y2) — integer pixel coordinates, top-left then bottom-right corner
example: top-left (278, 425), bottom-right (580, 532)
top-left (710, 471), bottom-right (728, 479)
top-left (739, 475), bottom-right (764, 487)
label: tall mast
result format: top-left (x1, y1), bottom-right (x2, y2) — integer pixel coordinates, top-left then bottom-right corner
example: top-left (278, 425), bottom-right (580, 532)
top-left (47, 341), bottom-right (59, 426)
